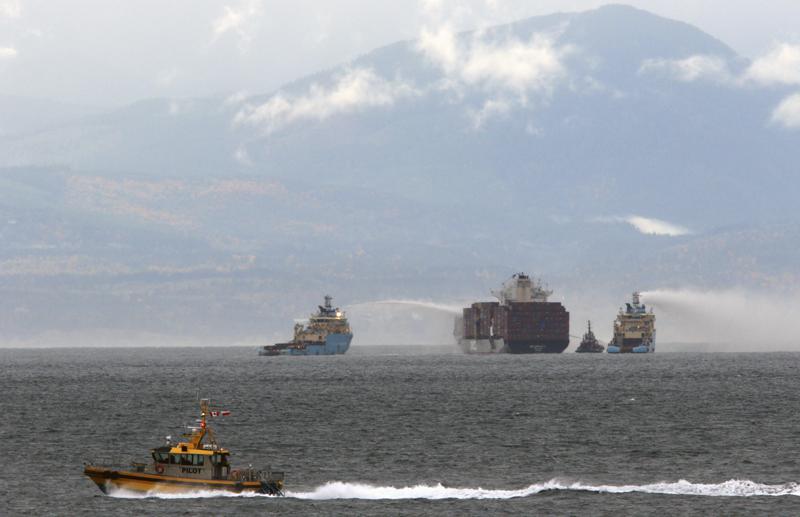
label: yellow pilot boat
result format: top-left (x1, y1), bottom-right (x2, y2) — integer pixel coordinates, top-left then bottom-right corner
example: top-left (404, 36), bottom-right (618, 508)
top-left (84, 399), bottom-right (284, 496)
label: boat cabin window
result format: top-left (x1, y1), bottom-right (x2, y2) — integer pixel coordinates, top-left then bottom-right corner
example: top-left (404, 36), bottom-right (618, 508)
top-left (170, 454), bottom-right (180, 465)
top-left (192, 454), bottom-right (205, 466)
top-left (152, 451), bottom-right (169, 464)
top-left (211, 453), bottom-right (229, 466)
top-left (180, 454), bottom-right (193, 465)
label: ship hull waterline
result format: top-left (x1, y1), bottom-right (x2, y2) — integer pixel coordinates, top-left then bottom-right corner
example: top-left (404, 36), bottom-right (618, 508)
top-left (260, 332), bottom-right (352, 356)
top-left (457, 338), bottom-right (568, 354)
top-left (84, 466), bottom-right (279, 495)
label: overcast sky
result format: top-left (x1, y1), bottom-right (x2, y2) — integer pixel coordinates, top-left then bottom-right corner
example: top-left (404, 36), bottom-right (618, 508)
top-left (1, 0), bottom-right (798, 106)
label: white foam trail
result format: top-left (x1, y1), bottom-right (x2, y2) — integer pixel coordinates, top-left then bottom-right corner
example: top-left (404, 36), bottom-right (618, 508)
top-left (107, 479), bottom-right (800, 500)
top-left (348, 300), bottom-right (463, 315)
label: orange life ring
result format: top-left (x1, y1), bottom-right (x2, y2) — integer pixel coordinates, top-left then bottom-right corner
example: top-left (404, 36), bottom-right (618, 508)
top-left (155, 464), bottom-right (165, 474)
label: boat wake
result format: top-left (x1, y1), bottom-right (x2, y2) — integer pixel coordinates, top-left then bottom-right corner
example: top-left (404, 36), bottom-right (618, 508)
top-left (107, 479), bottom-right (800, 500)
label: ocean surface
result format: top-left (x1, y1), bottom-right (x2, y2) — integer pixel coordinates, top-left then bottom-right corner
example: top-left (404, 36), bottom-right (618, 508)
top-left (2, 346), bottom-right (800, 515)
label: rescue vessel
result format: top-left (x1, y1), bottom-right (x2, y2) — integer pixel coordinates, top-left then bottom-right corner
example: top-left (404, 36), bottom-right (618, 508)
top-left (84, 399), bottom-right (284, 496)
top-left (606, 292), bottom-right (656, 353)
top-left (260, 295), bottom-right (352, 356)
top-left (454, 273), bottom-right (570, 353)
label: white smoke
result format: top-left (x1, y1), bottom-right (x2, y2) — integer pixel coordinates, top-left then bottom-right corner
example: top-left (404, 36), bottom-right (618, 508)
top-left (108, 479), bottom-right (800, 500)
top-left (640, 288), bottom-right (800, 351)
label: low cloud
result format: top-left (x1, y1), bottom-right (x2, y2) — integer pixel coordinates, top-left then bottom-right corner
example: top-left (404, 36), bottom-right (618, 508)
top-left (639, 45), bottom-right (800, 131)
top-left (0, 46), bottom-right (17, 59)
top-left (743, 43), bottom-right (800, 86)
top-left (211, 0), bottom-right (263, 52)
top-left (417, 24), bottom-right (570, 126)
top-left (462, 35), bottom-right (568, 95)
top-left (595, 215), bottom-right (692, 236)
top-left (418, 25), bottom-right (460, 72)
top-left (233, 144), bottom-right (253, 166)
top-left (418, 28), bottom-right (569, 97)
top-left (0, 0), bottom-right (20, 19)
top-left (234, 68), bottom-right (418, 132)
top-left (771, 92), bottom-right (800, 129)
top-left (468, 98), bottom-right (511, 128)
top-left (639, 54), bottom-right (732, 83)
top-left (626, 215), bottom-right (691, 236)
top-left (155, 68), bottom-right (179, 88)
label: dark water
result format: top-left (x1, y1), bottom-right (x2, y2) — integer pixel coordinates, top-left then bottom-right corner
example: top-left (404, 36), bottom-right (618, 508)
top-left (3, 347), bottom-right (800, 515)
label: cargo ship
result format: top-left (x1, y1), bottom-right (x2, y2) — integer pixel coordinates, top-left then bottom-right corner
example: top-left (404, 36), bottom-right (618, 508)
top-left (454, 273), bottom-right (569, 354)
top-left (259, 295), bottom-right (352, 356)
top-left (606, 292), bottom-right (655, 353)
top-left (575, 321), bottom-right (604, 353)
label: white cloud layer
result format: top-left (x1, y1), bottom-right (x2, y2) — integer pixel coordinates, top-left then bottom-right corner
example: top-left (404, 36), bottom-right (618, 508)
top-left (639, 54), bottom-right (731, 83)
top-left (771, 92), bottom-right (800, 129)
top-left (744, 43), bottom-right (800, 86)
top-left (0, 46), bottom-right (17, 59)
top-left (234, 68), bottom-right (418, 132)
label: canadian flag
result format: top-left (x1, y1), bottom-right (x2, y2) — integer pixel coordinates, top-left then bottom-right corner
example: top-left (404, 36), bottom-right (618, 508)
top-left (210, 410), bottom-right (231, 417)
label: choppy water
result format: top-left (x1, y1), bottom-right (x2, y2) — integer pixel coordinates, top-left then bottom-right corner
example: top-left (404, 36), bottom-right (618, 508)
top-left (2, 347), bottom-right (800, 515)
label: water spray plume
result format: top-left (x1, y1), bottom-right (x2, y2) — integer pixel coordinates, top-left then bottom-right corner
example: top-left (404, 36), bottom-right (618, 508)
top-left (347, 300), bottom-right (462, 314)
top-left (640, 288), bottom-right (800, 351)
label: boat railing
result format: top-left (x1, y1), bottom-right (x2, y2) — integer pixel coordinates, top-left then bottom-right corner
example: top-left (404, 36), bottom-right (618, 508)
top-left (229, 466), bottom-right (284, 482)
top-left (85, 456), bottom-right (143, 470)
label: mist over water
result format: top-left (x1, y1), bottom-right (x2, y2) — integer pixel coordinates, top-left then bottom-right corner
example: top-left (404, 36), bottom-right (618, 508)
top-left (641, 289), bottom-right (800, 351)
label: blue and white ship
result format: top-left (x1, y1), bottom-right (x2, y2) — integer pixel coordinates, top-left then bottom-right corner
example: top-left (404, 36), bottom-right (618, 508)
top-left (259, 295), bottom-right (352, 356)
top-left (606, 292), bottom-right (656, 353)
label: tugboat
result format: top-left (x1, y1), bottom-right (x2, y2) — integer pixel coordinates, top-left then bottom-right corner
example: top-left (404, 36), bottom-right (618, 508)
top-left (84, 399), bottom-right (284, 496)
top-left (607, 292), bottom-right (656, 353)
top-left (260, 295), bottom-right (352, 356)
top-left (575, 321), bottom-right (604, 353)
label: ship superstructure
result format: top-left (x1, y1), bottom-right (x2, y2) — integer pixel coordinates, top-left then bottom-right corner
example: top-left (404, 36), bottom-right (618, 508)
top-left (260, 295), bottom-right (352, 356)
top-left (606, 292), bottom-right (656, 353)
top-left (454, 273), bottom-right (570, 354)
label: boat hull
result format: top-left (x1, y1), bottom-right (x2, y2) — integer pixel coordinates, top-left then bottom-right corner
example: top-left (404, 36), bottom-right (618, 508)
top-left (457, 338), bottom-right (567, 354)
top-left (457, 338), bottom-right (508, 354)
top-left (506, 339), bottom-right (568, 354)
top-left (607, 342), bottom-right (654, 353)
top-left (259, 332), bottom-right (352, 356)
top-left (84, 466), bottom-right (281, 495)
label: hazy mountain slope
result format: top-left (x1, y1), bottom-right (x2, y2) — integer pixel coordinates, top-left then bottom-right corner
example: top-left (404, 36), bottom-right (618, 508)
top-left (1, 5), bottom-right (799, 345)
